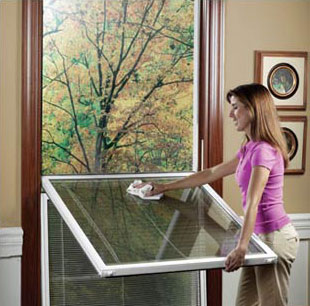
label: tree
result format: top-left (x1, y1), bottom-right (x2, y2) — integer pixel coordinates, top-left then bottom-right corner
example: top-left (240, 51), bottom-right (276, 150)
top-left (42, 0), bottom-right (194, 174)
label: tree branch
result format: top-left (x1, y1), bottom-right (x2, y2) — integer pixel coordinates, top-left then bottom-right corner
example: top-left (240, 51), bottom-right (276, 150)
top-left (49, 155), bottom-right (79, 173)
top-left (109, 75), bottom-right (192, 149)
top-left (43, 99), bottom-right (74, 119)
top-left (52, 39), bottom-right (91, 171)
top-left (83, 55), bottom-right (100, 97)
top-left (43, 129), bottom-right (89, 170)
top-left (81, 20), bottom-right (114, 74)
top-left (126, 22), bottom-right (193, 49)
top-left (114, 25), bottom-right (165, 97)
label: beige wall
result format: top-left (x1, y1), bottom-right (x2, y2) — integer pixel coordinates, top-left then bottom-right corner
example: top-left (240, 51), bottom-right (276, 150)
top-left (0, 0), bottom-right (309, 226)
top-left (0, 0), bottom-right (21, 227)
top-left (223, 0), bottom-right (310, 214)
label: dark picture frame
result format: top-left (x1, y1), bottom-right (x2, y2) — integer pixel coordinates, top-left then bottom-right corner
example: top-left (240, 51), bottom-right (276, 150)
top-left (280, 116), bottom-right (307, 174)
top-left (255, 51), bottom-right (308, 110)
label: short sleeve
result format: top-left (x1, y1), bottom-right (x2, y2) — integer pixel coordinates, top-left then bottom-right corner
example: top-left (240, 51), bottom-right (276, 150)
top-left (251, 143), bottom-right (277, 170)
top-left (236, 148), bottom-right (242, 160)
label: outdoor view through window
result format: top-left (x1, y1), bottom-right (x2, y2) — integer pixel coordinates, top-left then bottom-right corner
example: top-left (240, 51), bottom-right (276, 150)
top-left (42, 0), bottom-right (195, 174)
top-left (42, 1), bottom-right (198, 305)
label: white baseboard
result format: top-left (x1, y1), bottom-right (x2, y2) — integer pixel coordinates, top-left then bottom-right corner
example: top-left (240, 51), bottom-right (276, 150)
top-left (0, 227), bottom-right (23, 258)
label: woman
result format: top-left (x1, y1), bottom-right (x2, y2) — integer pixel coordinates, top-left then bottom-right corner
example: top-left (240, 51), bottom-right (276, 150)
top-left (137, 83), bottom-right (299, 306)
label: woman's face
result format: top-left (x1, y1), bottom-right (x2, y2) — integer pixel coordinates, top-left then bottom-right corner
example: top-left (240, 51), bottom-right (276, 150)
top-left (229, 96), bottom-right (252, 137)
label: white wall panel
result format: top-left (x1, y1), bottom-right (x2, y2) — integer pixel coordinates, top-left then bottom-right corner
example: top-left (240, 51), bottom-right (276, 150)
top-left (0, 227), bottom-right (23, 306)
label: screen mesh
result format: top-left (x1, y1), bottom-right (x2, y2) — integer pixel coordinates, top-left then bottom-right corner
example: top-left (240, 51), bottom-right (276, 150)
top-left (50, 178), bottom-right (261, 267)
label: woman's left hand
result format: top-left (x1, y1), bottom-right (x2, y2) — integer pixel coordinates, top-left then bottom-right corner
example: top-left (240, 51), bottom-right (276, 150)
top-left (225, 246), bottom-right (246, 272)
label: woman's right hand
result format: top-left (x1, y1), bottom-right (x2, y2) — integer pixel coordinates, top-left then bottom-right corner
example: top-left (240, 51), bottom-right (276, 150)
top-left (133, 181), bottom-right (166, 196)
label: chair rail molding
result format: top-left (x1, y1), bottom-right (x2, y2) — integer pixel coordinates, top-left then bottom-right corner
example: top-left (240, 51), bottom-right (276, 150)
top-left (0, 227), bottom-right (23, 258)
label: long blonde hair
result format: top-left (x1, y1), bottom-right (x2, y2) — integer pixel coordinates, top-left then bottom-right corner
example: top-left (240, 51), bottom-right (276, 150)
top-left (227, 83), bottom-right (289, 168)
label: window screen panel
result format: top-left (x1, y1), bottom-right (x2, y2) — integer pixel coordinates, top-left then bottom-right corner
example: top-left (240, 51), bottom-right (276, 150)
top-left (42, 174), bottom-right (277, 278)
top-left (50, 178), bottom-right (262, 266)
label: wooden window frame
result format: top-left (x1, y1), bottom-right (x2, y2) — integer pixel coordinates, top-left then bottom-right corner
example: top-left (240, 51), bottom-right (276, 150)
top-left (21, 1), bottom-right (224, 305)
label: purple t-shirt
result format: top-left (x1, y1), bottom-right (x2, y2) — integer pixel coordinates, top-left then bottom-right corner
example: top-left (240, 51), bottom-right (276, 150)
top-left (235, 140), bottom-right (290, 234)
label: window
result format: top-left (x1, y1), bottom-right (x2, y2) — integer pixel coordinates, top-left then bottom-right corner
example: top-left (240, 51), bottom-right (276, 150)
top-left (42, 0), bottom-right (198, 174)
top-left (22, 1), bottom-right (225, 305)
top-left (41, 1), bottom-right (200, 305)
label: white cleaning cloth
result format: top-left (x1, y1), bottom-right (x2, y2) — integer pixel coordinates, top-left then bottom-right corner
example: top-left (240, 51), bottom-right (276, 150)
top-left (127, 180), bottom-right (163, 200)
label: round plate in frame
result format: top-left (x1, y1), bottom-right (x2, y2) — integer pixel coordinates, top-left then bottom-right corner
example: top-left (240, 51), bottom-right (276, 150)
top-left (267, 63), bottom-right (299, 99)
top-left (282, 127), bottom-right (298, 161)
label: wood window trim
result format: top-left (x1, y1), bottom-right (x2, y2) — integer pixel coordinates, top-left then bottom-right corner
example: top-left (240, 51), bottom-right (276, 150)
top-left (199, 1), bottom-right (225, 305)
top-left (21, 1), bottom-right (224, 305)
top-left (22, 1), bottom-right (43, 306)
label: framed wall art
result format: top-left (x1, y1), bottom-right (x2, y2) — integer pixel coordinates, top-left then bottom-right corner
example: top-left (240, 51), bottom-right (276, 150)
top-left (280, 116), bottom-right (307, 174)
top-left (255, 51), bottom-right (308, 110)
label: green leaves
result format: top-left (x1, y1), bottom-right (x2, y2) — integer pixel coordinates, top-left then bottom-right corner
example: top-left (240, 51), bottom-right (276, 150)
top-left (42, 0), bottom-right (194, 174)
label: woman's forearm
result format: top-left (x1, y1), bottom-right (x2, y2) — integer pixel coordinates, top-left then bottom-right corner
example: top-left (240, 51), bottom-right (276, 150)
top-left (237, 166), bottom-right (270, 250)
top-left (237, 204), bottom-right (258, 250)
top-left (146, 157), bottom-right (238, 196)
top-left (163, 157), bottom-right (239, 192)
top-left (163, 169), bottom-right (214, 191)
